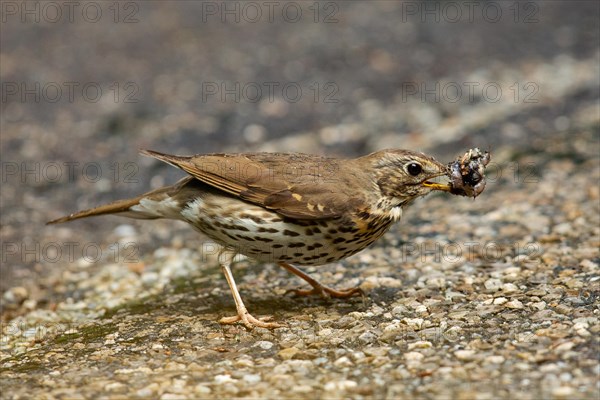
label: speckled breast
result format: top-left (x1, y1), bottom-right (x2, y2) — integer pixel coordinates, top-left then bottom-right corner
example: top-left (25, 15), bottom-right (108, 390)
top-left (179, 194), bottom-right (396, 266)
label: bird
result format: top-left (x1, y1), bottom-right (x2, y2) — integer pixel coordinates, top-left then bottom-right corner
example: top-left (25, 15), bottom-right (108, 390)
top-left (47, 148), bottom-right (478, 329)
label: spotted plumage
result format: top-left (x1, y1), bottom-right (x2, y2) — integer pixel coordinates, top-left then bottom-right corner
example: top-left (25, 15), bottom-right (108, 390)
top-left (48, 148), bottom-right (468, 329)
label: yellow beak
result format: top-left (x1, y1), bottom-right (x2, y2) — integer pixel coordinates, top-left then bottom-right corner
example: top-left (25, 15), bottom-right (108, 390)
top-left (422, 181), bottom-right (452, 192)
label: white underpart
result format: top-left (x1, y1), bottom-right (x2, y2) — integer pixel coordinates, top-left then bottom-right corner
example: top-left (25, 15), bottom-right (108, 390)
top-left (180, 198), bottom-right (206, 224)
top-left (389, 206), bottom-right (402, 222)
top-left (182, 198), bottom-right (304, 238)
top-left (180, 197), bottom-right (321, 263)
top-left (175, 196), bottom-right (400, 266)
top-left (373, 197), bottom-right (403, 222)
top-left (131, 197), bottom-right (181, 219)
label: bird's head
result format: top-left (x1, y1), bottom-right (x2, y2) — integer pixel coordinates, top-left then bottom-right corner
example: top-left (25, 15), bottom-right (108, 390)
top-left (364, 149), bottom-right (452, 208)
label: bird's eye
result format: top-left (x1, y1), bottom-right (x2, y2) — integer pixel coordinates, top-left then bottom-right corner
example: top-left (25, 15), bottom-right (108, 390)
top-left (407, 162), bottom-right (422, 176)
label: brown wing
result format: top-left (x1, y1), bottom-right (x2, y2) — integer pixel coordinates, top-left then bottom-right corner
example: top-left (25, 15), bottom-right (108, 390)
top-left (140, 149), bottom-right (367, 219)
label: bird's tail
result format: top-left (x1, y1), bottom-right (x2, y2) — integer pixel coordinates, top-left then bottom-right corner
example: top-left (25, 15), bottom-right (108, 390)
top-left (46, 178), bottom-right (192, 225)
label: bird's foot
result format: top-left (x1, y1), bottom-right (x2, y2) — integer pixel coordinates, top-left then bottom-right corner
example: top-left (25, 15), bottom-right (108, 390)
top-left (219, 312), bottom-right (283, 330)
top-left (278, 262), bottom-right (364, 300)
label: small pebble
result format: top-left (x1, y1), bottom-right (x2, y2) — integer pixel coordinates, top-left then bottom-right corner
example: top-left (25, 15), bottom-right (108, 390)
top-left (505, 299), bottom-right (524, 309)
top-left (404, 352), bottom-right (424, 362)
top-left (552, 386), bottom-right (575, 398)
top-left (454, 350), bottom-right (476, 361)
top-left (484, 279), bottom-right (503, 291)
top-left (255, 341), bottom-right (274, 350)
top-left (242, 374), bottom-right (261, 384)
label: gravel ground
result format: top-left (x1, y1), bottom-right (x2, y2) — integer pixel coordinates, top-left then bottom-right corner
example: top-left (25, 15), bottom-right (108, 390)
top-left (1, 2), bottom-right (599, 399)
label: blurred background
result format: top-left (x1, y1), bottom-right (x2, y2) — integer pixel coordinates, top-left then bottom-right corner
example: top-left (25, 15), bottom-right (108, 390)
top-left (2, 2), bottom-right (599, 398)
top-left (1, 1), bottom-right (599, 293)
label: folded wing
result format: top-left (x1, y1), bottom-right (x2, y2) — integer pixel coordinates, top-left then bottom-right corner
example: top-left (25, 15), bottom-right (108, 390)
top-left (140, 150), bottom-right (367, 220)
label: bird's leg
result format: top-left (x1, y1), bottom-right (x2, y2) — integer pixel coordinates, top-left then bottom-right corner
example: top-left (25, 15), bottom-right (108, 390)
top-left (218, 250), bottom-right (282, 329)
top-left (278, 262), bottom-right (363, 299)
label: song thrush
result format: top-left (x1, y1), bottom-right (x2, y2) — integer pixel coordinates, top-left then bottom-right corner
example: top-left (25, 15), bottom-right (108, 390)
top-left (47, 148), bottom-right (489, 329)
